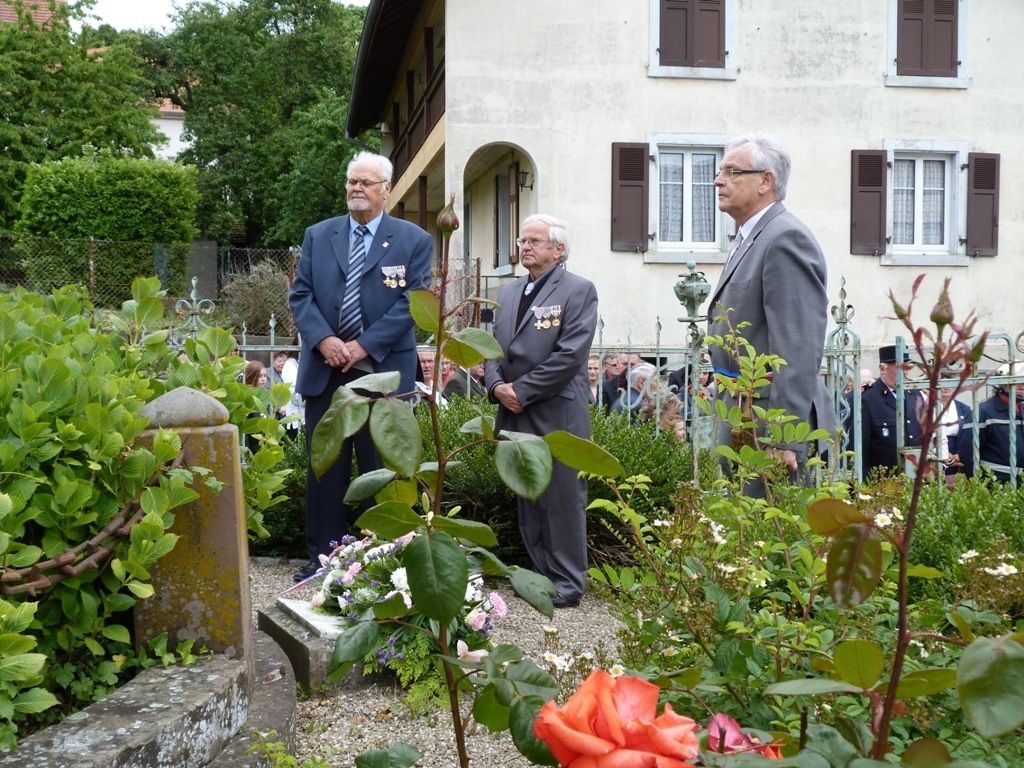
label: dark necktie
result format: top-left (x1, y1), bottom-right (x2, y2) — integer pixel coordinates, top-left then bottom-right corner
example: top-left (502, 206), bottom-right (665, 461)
top-left (338, 225), bottom-right (369, 341)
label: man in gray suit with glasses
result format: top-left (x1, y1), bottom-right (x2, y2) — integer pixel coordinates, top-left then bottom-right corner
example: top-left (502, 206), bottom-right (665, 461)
top-left (707, 135), bottom-right (834, 488)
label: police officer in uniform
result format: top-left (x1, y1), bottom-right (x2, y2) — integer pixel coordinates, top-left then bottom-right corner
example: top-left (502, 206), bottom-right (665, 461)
top-left (860, 345), bottom-right (923, 480)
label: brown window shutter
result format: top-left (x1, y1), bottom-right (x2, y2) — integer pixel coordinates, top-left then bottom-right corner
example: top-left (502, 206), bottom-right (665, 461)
top-left (850, 150), bottom-right (887, 255)
top-left (659, 0), bottom-right (689, 67)
top-left (509, 163), bottom-right (520, 265)
top-left (926, 0), bottom-right (957, 76)
top-left (693, 0), bottom-right (725, 67)
top-left (611, 143), bottom-right (649, 252)
top-left (898, 0), bottom-right (957, 77)
top-left (966, 153), bottom-right (999, 256)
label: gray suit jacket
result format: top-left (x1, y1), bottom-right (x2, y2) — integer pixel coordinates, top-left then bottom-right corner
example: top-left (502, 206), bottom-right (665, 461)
top-left (707, 203), bottom-right (835, 438)
top-left (485, 266), bottom-right (598, 438)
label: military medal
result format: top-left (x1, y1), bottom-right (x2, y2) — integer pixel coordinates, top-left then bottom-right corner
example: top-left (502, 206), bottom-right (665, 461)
top-left (550, 305), bottom-right (562, 327)
top-left (381, 266), bottom-right (401, 288)
top-left (531, 305), bottom-right (545, 330)
top-left (396, 265), bottom-right (407, 287)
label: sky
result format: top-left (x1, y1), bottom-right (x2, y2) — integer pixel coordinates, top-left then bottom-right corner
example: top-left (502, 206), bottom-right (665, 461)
top-left (84, 0), bottom-right (369, 33)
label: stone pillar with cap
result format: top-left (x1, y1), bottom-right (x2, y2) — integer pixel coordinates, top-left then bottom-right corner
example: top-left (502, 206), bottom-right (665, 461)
top-left (133, 386), bottom-right (253, 677)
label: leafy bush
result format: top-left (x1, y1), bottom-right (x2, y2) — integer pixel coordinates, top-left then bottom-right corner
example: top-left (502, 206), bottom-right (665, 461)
top-left (250, 429), bottom-right (308, 559)
top-left (220, 260), bottom-right (296, 337)
top-left (908, 476), bottom-right (1024, 602)
top-left (0, 279), bottom-right (290, 743)
top-left (15, 149), bottom-right (198, 304)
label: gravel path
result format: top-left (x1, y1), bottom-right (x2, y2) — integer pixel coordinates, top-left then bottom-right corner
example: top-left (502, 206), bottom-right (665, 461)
top-left (250, 558), bottom-right (623, 767)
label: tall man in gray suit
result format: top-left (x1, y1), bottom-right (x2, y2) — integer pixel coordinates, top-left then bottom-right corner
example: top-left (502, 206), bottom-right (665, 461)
top-left (707, 135), bottom-right (834, 483)
top-left (289, 151), bottom-right (432, 580)
top-left (485, 214), bottom-right (598, 608)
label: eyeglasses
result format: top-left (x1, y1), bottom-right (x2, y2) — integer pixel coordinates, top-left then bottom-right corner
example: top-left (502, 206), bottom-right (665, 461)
top-left (346, 178), bottom-right (387, 189)
top-left (515, 237), bottom-right (552, 248)
top-left (715, 167), bottom-right (767, 179)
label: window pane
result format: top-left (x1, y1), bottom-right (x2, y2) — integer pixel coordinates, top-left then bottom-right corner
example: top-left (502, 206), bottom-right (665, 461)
top-left (660, 152), bottom-right (684, 242)
top-left (691, 153), bottom-right (716, 242)
top-left (893, 159), bottom-right (915, 245)
top-left (922, 159), bottom-right (945, 245)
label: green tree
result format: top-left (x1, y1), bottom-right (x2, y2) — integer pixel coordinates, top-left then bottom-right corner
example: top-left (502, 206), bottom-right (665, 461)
top-left (140, 0), bottom-right (368, 246)
top-left (0, 0), bottom-right (162, 232)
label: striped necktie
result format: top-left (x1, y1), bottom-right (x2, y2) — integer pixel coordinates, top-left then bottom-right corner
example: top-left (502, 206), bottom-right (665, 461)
top-left (338, 224), bottom-right (369, 341)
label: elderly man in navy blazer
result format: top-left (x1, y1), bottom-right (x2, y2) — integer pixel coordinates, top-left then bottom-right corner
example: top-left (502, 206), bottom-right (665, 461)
top-left (485, 214), bottom-right (599, 608)
top-left (707, 135), bottom-right (835, 488)
top-left (289, 151), bottom-right (432, 580)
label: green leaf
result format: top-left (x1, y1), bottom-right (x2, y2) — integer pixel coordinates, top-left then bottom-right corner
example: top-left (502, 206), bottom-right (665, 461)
top-left (957, 634), bottom-right (1024, 738)
top-left (6, 545), bottom-right (42, 569)
top-left (12, 688), bottom-right (58, 715)
top-left (765, 678), bottom-right (862, 696)
top-left (126, 581), bottom-right (155, 599)
top-left (369, 398), bottom-right (422, 477)
top-left (311, 386), bottom-right (370, 479)
top-left (374, 477), bottom-right (418, 506)
top-left (354, 502), bottom-right (422, 539)
top-left (495, 434), bottom-right (552, 501)
top-left (408, 290), bottom-right (440, 335)
top-left (826, 524), bottom-right (882, 607)
top-left (431, 517), bottom-right (498, 547)
top-left (329, 622), bottom-right (380, 682)
top-left (833, 639), bottom-right (884, 689)
top-left (444, 327), bottom-right (504, 366)
top-left (543, 430), bottom-right (623, 478)
top-left (0, 653), bottom-right (47, 681)
top-left (907, 563), bottom-right (945, 579)
top-left (902, 738), bottom-right (952, 767)
top-left (102, 624), bottom-right (131, 644)
top-left (509, 698), bottom-right (558, 766)
top-left (345, 468), bottom-right (399, 503)
top-left (372, 592), bottom-right (412, 620)
top-left (347, 371), bottom-right (402, 396)
top-left (354, 742), bottom-right (422, 768)
top-left (472, 686), bottom-right (511, 733)
top-left (459, 415), bottom-right (495, 440)
top-left (402, 532), bottom-right (468, 622)
top-left (508, 566), bottom-right (555, 618)
top-left (807, 498), bottom-right (871, 535)
top-left (895, 668), bottom-right (957, 698)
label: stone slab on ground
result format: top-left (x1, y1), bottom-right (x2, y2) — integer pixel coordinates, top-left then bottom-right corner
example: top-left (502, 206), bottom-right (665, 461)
top-left (0, 654), bottom-right (248, 768)
top-left (257, 598), bottom-right (375, 692)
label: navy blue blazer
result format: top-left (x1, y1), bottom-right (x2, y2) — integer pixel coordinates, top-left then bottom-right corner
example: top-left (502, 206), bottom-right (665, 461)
top-left (289, 212), bottom-right (433, 399)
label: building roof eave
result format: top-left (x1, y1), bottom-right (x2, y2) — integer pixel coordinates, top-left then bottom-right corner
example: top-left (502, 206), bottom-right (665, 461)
top-left (346, 0), bottom-right (426, 139)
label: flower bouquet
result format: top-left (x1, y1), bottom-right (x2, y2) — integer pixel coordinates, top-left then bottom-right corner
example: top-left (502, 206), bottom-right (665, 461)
top-left (311, 533), bottom-right (507, 704)
top-left (535, 669), bottom-right (781, 766)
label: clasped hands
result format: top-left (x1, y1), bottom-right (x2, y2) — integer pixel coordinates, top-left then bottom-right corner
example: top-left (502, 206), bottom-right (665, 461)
top-left (493, 382), bottom-right (524, 414)
top-left (318, 336), bottom-right (368, 372)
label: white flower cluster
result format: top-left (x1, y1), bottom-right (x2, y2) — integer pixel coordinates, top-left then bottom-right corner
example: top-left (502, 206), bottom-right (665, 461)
top-left (698, 513), bottom-right (728, 545)
top-left (958, 549), bottom-right (980, 564)
top-left (982, 562), bottom-right (1019, 577)
top-left (874, 507), bottom-right (903, 528)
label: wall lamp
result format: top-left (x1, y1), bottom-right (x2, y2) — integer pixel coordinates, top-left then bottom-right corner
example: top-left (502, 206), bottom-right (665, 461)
top-left (517, 170), bottom-right (533, 191)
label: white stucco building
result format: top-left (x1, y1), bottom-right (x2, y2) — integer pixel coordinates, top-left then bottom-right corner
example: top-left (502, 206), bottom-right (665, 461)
top-left (346, 0), bottom-right (1020, 359)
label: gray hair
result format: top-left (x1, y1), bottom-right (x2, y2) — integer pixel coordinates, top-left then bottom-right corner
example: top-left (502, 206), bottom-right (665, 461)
top-left (726, 135), bottom-right (790, 201)
top-left (347, 151), bottom-right (393, 183)
top-left (627, 363), bottom-right (657, 391)
top-left (522, 213), bottom-right (571, 263)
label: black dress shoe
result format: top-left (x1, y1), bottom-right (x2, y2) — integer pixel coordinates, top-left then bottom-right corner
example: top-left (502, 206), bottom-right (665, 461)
top-left (293, 561), bottom-right (318, 582)
top-left (552, 594), bottom-right (581, 609)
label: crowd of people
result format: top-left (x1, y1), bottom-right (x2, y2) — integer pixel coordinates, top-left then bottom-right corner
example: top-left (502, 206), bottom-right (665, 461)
top-left (228, 144), bottom-right (1022, 608)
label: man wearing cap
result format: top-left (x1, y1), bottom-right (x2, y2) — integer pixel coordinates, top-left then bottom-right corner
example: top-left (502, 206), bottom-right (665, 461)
top-left (959, 365), bottom-right (1024, 483)
top-left (859, 345), bottom-right (924, 479)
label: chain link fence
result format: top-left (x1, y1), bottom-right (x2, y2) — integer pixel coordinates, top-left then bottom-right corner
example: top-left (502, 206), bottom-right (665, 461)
top-left (0, 235), bottom-right (192, 308)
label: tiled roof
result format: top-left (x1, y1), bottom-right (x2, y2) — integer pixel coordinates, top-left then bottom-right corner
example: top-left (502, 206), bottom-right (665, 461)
top-left (0, 1), bottom-right (58, 25)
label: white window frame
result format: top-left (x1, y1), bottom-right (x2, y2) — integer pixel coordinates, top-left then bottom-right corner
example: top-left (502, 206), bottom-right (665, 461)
top-left (881, 139), bottom-right (970, 267)
top-left (645, 133), bottom-right (733, 264)
top-left (885, 0), bottom-right (969, 89)
top-left (648, 0), bottom-right (738, 80)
